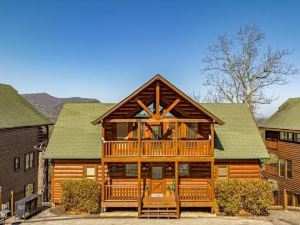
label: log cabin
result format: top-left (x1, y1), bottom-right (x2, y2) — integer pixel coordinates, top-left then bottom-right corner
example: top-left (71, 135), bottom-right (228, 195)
top-left (260, 98), bottom-right (300, 207)
top-left (0, 84), bottom-right (51, 212)
top-left (44, 74), bottom-right (268, 218)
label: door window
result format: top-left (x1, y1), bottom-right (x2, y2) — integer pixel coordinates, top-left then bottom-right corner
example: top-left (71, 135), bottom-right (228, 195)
top-left (152, 166), bottom-right (163, 179)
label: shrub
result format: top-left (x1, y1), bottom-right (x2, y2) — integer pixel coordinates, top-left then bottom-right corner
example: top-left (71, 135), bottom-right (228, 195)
top-left (215, 179), bottom-right (273, 216)
top-left (61, 179), bottom-right (100, 214)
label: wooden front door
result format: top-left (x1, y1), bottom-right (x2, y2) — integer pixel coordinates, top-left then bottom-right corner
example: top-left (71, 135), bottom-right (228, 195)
top-left (150, 166), bottom-right (164, 194)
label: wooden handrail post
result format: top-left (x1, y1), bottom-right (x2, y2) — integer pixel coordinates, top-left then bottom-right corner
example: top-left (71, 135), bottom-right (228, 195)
top-left (175, 161), bottom-right (179, 218)
top-left (101, 162), bottom-right (105, 212)
top-left (10, 191), bottom-right (14, 214)
top-left (283, 189), bottom-right (287, 210)
top-left (138, 122), bottom-right (141, 156)
top-left (138, 161), bottom-right (141, 218)
top-left (175, 122), bottom-right (178, 156)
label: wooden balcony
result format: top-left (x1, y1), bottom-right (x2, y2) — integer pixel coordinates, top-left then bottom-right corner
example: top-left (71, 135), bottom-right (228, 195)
top-left (265, 164), bottom-right (278, 176)
top-left (103, 139), bottom-right (211, 158)
top-left (265, 139), bottom-right (278, 150)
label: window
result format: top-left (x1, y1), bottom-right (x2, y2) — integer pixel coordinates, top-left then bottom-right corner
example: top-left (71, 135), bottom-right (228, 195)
top-left (86, 166), bottom-right (96, 180)
top-left (125, 164), bottom-right (137, 177)
top-left (217, 166), bottom-right (228, 179)
top-left (294, 133), bottom-right (300, 143)
top-left (287, 160), bottom-right (292, 179)
top-left (14, 157), bottom-right (20, 171)
top-left (265, 130), bottom-right (279, 140)
top-left (25, 152), bottom-right (34, 171)
top-left (179, 164), bottom-right (189, 176)
top-left (116, 123), bottom-right (128, 140)
top-left (279, 159), bottom-right (286, 177)
top-left (280, 132), bottom-right (293, 142)
top-left (186, 123), bottom-right (198, 139)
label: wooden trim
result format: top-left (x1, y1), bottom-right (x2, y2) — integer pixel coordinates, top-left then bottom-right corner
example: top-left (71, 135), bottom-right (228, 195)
top-left (155, 81), bottom-right (160, 118)
top-left (135, 97), bottom-right (156, 118)
top-left (104, 118), bottom-right (211, 123)
top-left (260, 127), bottom-right (300, 134)
top-left (161, 98), bottom-right (180, 119)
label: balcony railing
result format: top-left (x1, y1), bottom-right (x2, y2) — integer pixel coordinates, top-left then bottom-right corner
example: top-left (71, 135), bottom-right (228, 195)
top-left (104, 185), bottom-right (138, 201)
top-left (103, 140), bottom-right (211, 157)
top-left (179, 184), bottom-right (212, 201)
top-left (265, 164), bottom-right (278, 176)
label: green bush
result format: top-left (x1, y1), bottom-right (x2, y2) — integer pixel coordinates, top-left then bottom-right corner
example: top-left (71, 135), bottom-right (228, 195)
top-left (61, 179), bottom-right (100, 214)
top-left (215, 179), bottom-right (273, 216)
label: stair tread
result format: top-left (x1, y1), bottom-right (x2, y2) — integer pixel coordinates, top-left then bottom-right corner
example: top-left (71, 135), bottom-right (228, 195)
top-left (142, 209), bottom-right (176, 213)
top-left (140, 214), bottom-right (178, 218)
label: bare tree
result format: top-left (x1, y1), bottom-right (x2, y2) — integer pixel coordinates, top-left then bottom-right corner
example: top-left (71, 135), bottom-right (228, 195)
top-left (202, 25), bottom-right (298, 116)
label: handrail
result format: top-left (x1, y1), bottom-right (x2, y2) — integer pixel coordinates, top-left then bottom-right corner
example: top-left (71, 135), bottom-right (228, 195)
top-left (104, 185), bottom-right (138, 201)
top-left (178, 184), bottom-right (212, 201)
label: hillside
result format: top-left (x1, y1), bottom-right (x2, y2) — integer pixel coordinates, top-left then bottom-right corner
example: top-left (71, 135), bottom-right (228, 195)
top-left (22, 93), bottom-right (100, 121)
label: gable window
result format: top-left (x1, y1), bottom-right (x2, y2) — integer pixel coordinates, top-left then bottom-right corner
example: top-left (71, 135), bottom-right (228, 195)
top-left (179, 164), bottom-right (189, 177)
top-left (280, 132), bottom-right (293, 142)
top-left (294, 133), bottom-right (300, 143)
top-left (125, 164), bottom-right (137, 177)
top-left (186, 123), bottom-right (198, 139)
top-left (25, 153), bottom-right (34, 171)
top-left (116, 123), bottom-right (128, 140)
top-left (287, 160), bottom-right (292, 179)
top-left (14, 157), bottom-right (21, 171)
top-left (217, 165), bottom-right (228, 179)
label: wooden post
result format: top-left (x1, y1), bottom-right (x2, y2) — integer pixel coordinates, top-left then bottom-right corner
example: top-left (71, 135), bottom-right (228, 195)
top-left (210, 122), bottom-right (215, 213)
top-left (175, 161), bottom-right (179, 218)
top-left (155, 81), bottom-right (160, 118)
top-left (283, 189), bottom-right (287, 210)
top-left (138, 161), bottom-right (141, 218)
top-left (10, 191), bottom-right (14, 214)
top-left (101, 161), bottom-right (105, 212)
top-left (138, 122), bottom-right (141, 156)
top-left (0, 186), bottom-right (2, 211)
top-left (175, 122), bottom-right (178, 156)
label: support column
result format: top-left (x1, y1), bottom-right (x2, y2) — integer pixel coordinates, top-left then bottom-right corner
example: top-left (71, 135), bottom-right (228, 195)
top-left (210, 122), bottom-right (215, 213)
top-left (138, 122), bottom-right (141, 156)
top-left (101, 161), bottom-right (105, 213)
top-left (138, 161), bottom-right (141, 218)
top-left (175, 122), bottom-right (178, 156)
top-left (175, 161), bottom-right (179, 218)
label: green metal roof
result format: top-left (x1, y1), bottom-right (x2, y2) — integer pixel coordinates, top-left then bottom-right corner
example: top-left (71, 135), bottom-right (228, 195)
top-left (260, 98), bottom-right (300, 131)
top-left (0, 84), bottom-right (51, 129)
top-left (44, 103), bottom-right (115, 159)
top-left (45, 102), bottom-right (268, 160)
top-left (201, 103), bottom-right (269, 160)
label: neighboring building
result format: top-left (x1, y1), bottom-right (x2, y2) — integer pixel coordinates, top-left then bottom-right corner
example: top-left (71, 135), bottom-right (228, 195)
top-left (0, 84), bottom-right (51, 211)
top-left (260, 98), bottom-right (300, 207)
top-left (44, 75), bottom-right (268, 218)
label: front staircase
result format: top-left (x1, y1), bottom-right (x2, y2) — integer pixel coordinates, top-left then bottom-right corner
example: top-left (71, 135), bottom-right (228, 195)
top-left (139, 195), bottom-right (179, 219)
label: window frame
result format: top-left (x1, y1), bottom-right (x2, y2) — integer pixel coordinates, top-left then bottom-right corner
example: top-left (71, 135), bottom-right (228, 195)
top-left (178, 163), bottom-right (189, 177)
top-left (125, 163), bottom-right (138, 177)
top-left (279, 159), bottom-right (286, 177)
top-left (287, 160), bottom-right (292, 179)
top-left (280, 132), bottom-right (293, 142)
top-left (294, 133), bottom-right (300, 143)
top-left (217, 165), bottom-right (229, 179)
top-left (24, 152), bottom-right (34, 171)
top-left (13, 157), bottom-right (21, 171)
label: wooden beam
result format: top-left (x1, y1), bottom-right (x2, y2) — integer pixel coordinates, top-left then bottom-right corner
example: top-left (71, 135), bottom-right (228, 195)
top-left (105, 118), bottom-right (211, 123)
top-left (135, 97), bottom-right (156, 118)
top-left (156, 81), bottom-right (160, 118)
top-left (161, 98), bottom-right (180, 118)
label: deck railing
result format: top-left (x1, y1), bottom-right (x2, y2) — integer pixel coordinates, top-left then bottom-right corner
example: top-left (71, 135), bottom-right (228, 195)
top-left (178, 140), bottom-right (210, 156)
top-left (179, 184), bottom-right (212, 201)
top-left (103, 140), bottom-right (211, 157)
top-left (104, 185), bottom-right (138, 201)
top-left (265, 164), bottom-right (278, 176)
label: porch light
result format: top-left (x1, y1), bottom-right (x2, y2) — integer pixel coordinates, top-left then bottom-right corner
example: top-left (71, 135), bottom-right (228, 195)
top-left (142, 166), bottom-right (147, 171)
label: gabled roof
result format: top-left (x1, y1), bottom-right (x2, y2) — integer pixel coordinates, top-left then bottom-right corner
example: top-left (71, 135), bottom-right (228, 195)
top-left (92, 75), bottom-right (224, 125)
top-left (0, 84), bottom-right (51, 129)
top-left (202, 103), bottom-right (268, 160)
top-left (45, 102), bottom-right (268, 160)
top-left (44, 103), bottom-right (115, 159)
top-left (260, 98), bottom-right (300, 132)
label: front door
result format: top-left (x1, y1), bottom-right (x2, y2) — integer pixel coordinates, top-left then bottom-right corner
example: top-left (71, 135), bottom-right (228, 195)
top-left (150, 166), bottom-right (164, 196)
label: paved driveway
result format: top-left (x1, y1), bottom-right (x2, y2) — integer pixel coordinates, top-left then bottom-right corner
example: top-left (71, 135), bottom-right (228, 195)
top-left (6, 209), bottom-right (300, 225)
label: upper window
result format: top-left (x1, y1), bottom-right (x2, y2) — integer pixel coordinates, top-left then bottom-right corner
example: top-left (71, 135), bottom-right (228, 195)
top-left (265, 131), bottom-right (278, 140)
top-left (25, 153), bottom-right (34, 171)
top-left (179, 164), bottom-right (189, 177)
top-left (294, 133), bottom-right (300, 143)
top-left (14, 157), bottom-right (21, 171)
top-left (116, 123), bottom-right (128, 140)
top-left (217, 165), bottom-right (228, 179)
top-left (280, 132), bottom-right (293, 142)
top-left (287, 160), bottom-right (292, 179)
top-left (279, 159), bottom-right (286, 177)
top-left (186, 123), bottom-right (198, 139)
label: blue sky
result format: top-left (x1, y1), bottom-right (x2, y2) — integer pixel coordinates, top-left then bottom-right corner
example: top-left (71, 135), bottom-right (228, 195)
top-left (0, 0), bottom-right (300, 117)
